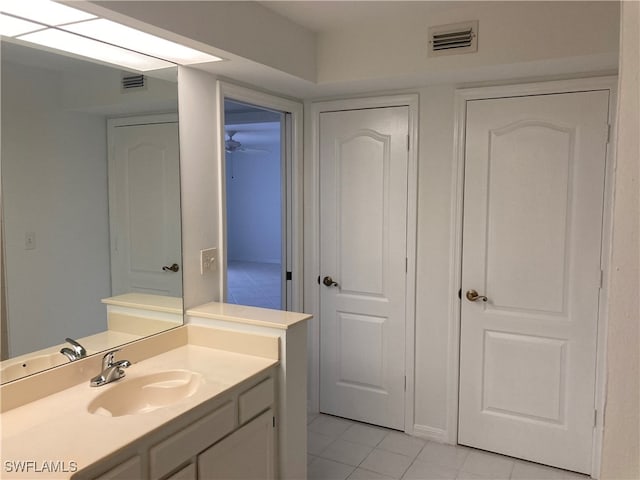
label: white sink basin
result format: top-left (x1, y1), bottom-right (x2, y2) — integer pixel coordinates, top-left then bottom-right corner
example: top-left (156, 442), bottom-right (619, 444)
top-left (1, 353), bottom-right (68, 382)
top-left (88, 370), bottom-right (204, 417)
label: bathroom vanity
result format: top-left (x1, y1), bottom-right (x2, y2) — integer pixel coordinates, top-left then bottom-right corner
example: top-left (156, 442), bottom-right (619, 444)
top-left (0, 306), bottom-right (311, 480)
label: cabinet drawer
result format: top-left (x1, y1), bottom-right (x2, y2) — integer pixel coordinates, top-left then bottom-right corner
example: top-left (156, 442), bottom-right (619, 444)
top-left (238, 377), bottom-right (274, 424)
top-left (150, 401), bottom-right (235, 479)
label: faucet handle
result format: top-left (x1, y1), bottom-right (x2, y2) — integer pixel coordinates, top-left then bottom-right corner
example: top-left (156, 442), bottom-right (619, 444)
top-left (102, 349), bottom-right (120, 369)
top-left (64, 337), bottom-right (87, 358)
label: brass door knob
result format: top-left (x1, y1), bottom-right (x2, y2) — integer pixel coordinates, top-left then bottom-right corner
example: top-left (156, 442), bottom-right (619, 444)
top-left (322, 276), bottom-right (339, 287)
top-left (466, 289), bottom-right (488, 302)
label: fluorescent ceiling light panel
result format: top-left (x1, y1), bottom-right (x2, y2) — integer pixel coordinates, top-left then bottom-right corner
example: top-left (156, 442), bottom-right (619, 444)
top-left (0, 13), bottom-right (44, 36)
top-left (17, 29), bottom-right (174, 71)
top-left (0, 0), bottom-right (96, 26)
top-left (63, 19), bottom-right (223, 65)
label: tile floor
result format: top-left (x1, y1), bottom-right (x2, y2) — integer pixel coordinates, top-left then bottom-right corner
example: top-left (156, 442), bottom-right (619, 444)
top-left (227, 260), bottom-right (282, 309)
top-left (307, 414), bottom-right (589, 480)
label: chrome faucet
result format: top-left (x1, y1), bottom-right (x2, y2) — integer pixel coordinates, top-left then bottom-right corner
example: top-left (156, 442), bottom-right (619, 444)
top-left (90, 350), bottom-right (131, 387)
top-left (60, 337), bottom-right (87, 361)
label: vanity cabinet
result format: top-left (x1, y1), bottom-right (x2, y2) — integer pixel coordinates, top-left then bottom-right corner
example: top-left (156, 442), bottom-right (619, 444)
top-left (75, 370), bottom-right (276, 480)
top-left (93, 457), bottom-right (142, 480)
top-left (198, 410), bottom-right (275, 479)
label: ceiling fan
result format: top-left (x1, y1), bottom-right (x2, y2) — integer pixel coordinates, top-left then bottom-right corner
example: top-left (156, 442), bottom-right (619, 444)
top-left (225, 130), bottom-right (270, 154)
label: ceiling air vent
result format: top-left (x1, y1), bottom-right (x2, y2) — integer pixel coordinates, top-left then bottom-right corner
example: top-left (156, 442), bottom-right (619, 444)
top-left (428, 20), bottom-right (478, 57)
top-left (121, 73), bottom-right (146, 92)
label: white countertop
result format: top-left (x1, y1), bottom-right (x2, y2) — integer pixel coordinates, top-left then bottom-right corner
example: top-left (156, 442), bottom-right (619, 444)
top-left (0, 344), bottom-right (277, 479)
top-left (101, 293), bottom-right (183, 315)
top-left (187, 302), bottom-right (312, 330)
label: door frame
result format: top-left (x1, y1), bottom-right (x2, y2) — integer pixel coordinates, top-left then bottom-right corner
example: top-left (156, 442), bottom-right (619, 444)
top-left (216, 81), bottom-right (304, 312)
top-left (307, 94), bottom-right (419, 433)
top-left (449, 77), bottom-right (617, 474)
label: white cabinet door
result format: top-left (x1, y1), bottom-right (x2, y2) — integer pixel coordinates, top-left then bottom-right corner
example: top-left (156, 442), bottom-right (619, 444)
top-left (458, 90), bottom-right (610, 473)
top-left (319, 107), bottom-right (409, 430)
top-left (163, 463), bottom-right (196, 480)
top-left (109, 119), bottom-right (181, 297)
top-left (198, 410), bottom-right (275, 479)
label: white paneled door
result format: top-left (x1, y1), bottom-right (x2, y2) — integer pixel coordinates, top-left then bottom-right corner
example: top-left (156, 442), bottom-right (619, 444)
top-left (458, 91), bottom-right (610, 473)
top-left (319, 107), bottom-right (409, 430)
top-left (109, 120), bottom-right (182, 297)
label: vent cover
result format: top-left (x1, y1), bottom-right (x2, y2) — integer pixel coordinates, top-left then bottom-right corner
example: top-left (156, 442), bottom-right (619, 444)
top-left (428, 20), bottom-right (478, 57)
top-left (121, 73), bottom-right (146, 92)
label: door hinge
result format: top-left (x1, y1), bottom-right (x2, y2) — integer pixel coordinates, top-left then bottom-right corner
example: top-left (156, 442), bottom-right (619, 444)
top-left (600, 269), bottom-right (604, 289)
top-left (407, 135), bottom-right (410, 151)
top-left (594, 409), bottom-right (598, 427)
top-left (404, 376), bottom-right (407, 391)
top-left (286, 271), bottom-right (292, 281)
top-left (405, 258), bottom-right (408, 273)
top-left (606, 124), bottom-right (611, 144)
top-left (273, 416), bottom-right (276, 428)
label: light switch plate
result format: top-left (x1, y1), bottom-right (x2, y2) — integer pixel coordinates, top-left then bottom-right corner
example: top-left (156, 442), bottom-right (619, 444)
top-left (200, 247), bottom-right (217, 275)
top-left (25, 232), bottom-right (36, 250)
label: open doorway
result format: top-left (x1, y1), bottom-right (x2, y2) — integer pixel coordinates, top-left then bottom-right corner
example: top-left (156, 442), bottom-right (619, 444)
top-left (223, 99), bottom-right (285, 309)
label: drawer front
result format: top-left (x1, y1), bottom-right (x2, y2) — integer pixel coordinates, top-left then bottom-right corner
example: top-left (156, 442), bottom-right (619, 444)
top-left (238, 377), bottom-right (274, 425)
top-left (150, 401), bottom-right (235, 479)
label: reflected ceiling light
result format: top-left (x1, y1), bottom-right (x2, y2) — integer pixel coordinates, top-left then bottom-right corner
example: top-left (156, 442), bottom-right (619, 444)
top-left (0, 0), bottom-right (96, 26)
top-left (17, 29), bottom-right (175, 71)
top-left (0, 13), bottom-right (44, 37)
top-left (62, 19), bottom-right (222, 65)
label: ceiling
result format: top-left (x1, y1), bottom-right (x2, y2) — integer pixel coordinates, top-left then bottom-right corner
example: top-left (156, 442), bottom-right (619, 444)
top-left (258, 1), bottom-right (477, 32)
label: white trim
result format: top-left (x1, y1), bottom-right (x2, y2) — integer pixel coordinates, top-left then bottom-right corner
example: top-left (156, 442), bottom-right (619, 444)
top-left (449, 76), bottom-right (617, 473)
top-left (216, 81), bottom-right (304, 313)
top-left (307, 94), bottom-right (419, 433)
top-left (592, 83), bottom-right (617, 480)
top-left (413, 425), bottom-right (448, 444)
top-left (108, 113), bottom-right (178, 127)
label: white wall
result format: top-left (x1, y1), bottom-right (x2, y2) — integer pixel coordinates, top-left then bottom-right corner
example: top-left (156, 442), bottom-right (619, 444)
top-left (226, 135), bottom-right (282, 264)
top-left (413, 85), bottom-right (458, 435)
top-left (600, 1), bottom-right (640, 478)
top-left (1, 61), bottom-right (111, 356)
top-left (317, 1), bottom-right (619, 86)
top-left (177, 67), bottom-right (221, 309)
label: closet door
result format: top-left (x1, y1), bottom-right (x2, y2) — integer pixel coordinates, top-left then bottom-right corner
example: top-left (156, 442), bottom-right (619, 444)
top-left (319, 106), bottom-right (409, 430)
top-left (458, 90), bottom-right (609, 473)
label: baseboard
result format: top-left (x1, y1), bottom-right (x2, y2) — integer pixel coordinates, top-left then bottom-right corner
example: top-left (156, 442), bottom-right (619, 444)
top-left (413, 424), bottom-right (449, 444)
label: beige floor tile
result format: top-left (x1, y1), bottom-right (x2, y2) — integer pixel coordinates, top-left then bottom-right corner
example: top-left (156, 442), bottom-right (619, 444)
top-left (402, 460), bottom-right (458, 480)
top-left (417, 442), bottom-right (471, 470)
top-left (320, 439), bottom-right (375, 467)
top-left (310, 414), bottom-right (355, 438)
top-left (340, 423), bottom-right (390, 447)
top-left (348, 467), bottom-right (397, 479)
top-left (378, 432), bottom-right (427, 459)
top-left (309, 430), bottom-right (338, 455)
top-left (308, 457), bottom-right (356, 480)
top-left (460, 450), bottom-right (514, 480)
top-left (360, 449), bottom-right (413, 479)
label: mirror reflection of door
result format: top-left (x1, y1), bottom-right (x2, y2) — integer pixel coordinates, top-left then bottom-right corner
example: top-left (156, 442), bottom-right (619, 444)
top-left (108, 115), bottom-right (182, 297)
top-left (223, 100), bottom-right (286, 310)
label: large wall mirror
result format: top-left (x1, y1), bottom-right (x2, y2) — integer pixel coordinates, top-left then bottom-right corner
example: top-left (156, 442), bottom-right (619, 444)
top-left (0, 38), bottom-right (183, 384)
